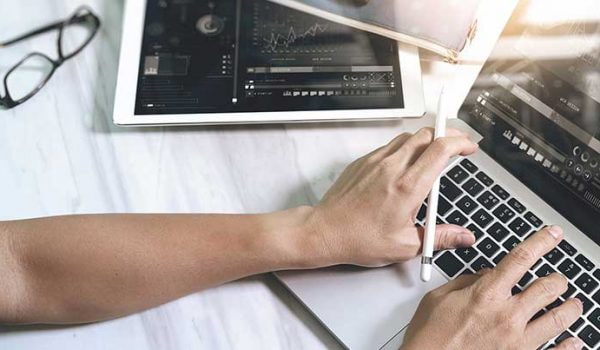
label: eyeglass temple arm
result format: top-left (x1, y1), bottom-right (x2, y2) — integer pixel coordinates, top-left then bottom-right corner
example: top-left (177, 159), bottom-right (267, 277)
top-left (0, 21), bottom-right (64, 47)
top-left (0, 15), bottom-right (90, 48)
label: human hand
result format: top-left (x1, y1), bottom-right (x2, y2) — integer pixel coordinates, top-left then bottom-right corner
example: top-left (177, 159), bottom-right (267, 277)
top-left (401, 226), bottom-right (585, 350)
top-left (304, 128), bottom-right (479, 268)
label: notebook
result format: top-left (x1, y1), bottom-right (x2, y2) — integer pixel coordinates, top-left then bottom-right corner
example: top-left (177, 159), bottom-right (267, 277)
top-left (267, 0), bottom-right (482, 62)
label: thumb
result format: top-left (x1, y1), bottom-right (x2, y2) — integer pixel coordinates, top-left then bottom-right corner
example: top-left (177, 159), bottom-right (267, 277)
top-left (429, 224), bottom-right (476, 251)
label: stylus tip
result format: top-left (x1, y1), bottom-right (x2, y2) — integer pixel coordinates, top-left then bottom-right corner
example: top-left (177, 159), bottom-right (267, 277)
top-left (420, 264), bottom-right (432, 282)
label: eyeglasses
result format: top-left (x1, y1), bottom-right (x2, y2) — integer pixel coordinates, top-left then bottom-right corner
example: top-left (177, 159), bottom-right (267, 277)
top-left (0, 6), bottom-right (101, 109)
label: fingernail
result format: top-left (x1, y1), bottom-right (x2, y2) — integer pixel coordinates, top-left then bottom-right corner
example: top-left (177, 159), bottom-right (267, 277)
top-left (547, 225), bottom-right (563, 240)
top-left (572, 297), bottom-right (584, 312)
top-left (459, 231), bottom-right (476, 246)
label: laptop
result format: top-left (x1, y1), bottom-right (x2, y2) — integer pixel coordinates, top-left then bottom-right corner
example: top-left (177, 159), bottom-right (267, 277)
top-left (112, 0), bottom-right (424, 126)
top-left (278, 1), bottom-right (600, 349)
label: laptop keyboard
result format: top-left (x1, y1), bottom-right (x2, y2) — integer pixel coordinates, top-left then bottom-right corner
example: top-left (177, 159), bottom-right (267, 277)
top-left (417, 159), bottom-right (600, 349)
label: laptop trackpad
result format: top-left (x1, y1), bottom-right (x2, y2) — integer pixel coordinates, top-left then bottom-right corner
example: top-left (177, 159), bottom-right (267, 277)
top-left (277, 258), bottom-right (447, 350)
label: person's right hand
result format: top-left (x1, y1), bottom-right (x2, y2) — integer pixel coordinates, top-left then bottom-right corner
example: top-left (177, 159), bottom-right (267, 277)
top-left (401, 226), bottom-right (585, 350)
top-left (303, 127), bottom-right (478, 268)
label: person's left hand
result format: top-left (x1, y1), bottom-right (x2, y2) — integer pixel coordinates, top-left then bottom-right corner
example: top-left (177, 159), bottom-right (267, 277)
top-left (303, 127), bottom-right (479, 267)
top-left (401, 227), bottom-right (584, 350)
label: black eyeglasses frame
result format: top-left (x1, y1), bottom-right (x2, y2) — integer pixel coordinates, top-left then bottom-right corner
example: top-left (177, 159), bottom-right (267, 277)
top-left (0, 6), bottom-right (101, 109)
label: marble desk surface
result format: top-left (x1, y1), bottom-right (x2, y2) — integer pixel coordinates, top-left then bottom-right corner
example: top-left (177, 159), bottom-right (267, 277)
top-left (0, 1), bottom-right (515, 349)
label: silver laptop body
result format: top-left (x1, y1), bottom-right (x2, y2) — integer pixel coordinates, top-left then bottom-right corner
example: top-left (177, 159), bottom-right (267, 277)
top-left (278, 1), bottom-right (600, 349)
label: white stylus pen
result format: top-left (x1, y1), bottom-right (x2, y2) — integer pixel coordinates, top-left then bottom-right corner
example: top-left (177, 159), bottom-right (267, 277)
top-left (420, 88), bottom-right (447, 282)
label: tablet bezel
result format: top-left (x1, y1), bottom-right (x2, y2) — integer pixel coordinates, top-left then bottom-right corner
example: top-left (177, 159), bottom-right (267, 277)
top-left (112, 0), bottom-right (425, 126)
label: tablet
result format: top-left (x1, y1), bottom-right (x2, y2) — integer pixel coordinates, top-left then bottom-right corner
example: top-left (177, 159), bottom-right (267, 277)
top-left (113, 0), bottom-right (425, 126)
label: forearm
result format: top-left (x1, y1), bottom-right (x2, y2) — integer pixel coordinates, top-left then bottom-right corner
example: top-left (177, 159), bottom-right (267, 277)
top-left (0, 207), bottom-right (321, 325)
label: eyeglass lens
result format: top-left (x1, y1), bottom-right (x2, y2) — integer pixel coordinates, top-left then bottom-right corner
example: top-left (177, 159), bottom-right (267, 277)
top-left (6, 54), bottom-right (54, 102)
top-left (60, 13), bottom-right (97, 60)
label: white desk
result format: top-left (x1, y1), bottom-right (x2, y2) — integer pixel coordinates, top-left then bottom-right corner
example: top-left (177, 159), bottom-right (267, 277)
top-left (0, 1), bottom-right (514, 349)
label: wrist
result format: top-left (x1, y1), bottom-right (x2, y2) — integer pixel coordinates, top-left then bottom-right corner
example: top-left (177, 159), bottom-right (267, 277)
top-left (258, 206), bottom-right (331, 271)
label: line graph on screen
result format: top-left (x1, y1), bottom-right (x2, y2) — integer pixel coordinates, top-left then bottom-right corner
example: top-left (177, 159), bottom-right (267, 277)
top-left (252, 1), bottom-right (343, 54)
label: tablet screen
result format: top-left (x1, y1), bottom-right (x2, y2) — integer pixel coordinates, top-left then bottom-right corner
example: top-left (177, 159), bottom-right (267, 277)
top-left (134, 0), bottom-right (405, 115)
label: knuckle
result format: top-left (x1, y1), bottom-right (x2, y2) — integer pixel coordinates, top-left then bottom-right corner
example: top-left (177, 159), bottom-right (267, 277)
top-left (431, 138), bottom-right (453, 155)
top-left (365, 152), bottom-right (383, 165)
top-left (549, 308), bottom-right (570, 331)
top-left (395, 175), bottom-right (414, 194)
top-left (471, 283), bottom-right (497, 304)
top-left (538, 278), bottom-right (561, 299)
top-left (396, 132), bottom-right (411, 141)
top-left (386, 133), bottom-right (410, 149)
top-left (415, 127), bottom-right (434, 140)
top-left (378, 157), bottom-right (395, 171)
top-left (436, 231), bottom-right (451, 249)
top-left (510, 245), bottom-right (537, 267)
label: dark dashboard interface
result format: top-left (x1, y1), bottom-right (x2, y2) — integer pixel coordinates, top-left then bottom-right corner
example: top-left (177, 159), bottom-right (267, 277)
top-left (134, 0), bottom-right (405, 115)
top-left (459, 1), bottom-right (600, 243)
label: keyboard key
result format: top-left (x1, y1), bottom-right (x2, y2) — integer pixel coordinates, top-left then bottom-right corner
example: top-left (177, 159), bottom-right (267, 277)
top-left (493, 251), bottom-right (507, 264)
top-left (555, 331), bottom-right (573, 344)
top-left (417, 204), bottom-right (427, 221)
top-left (575, 273), bottom-right (599, 294)
top-left (460, 159), bottom-right (479, 173)
top-left (492, 204), bottom-right (516, 223)
top-left (524, 211), bottom-right (544, 228)
top-left (471, 209), bottom-right (494, 229)
top-left (547, 298), bottom-right (564, 311)
top-left (508, 217), bottom-right (532, 237)
top-left (594, 269), bottom-right (600, 281)
top-left (556, 331), bottom-right (573, 345)
top-left (558, 259), bottom-right (583, 279)
top-left (575, 254), bottom-right (595, 271)
top-left (589, 308), bottom-right (600, 330)
top-left (460, 268), bottom-right (475, 276)
top-left (447, 210), bottom-right (468, 226)
top-left (438, 196), bottom-right (452, 216)
top-left (563, 283), bottom-right (577, 299)
top-left (492, 184), bottom-right (510, 200)
top-left (531, 309), bottom-right (546, 322)
top-left (471, 256), bottom-right (493, 272)
top-left (435, 251), bottom-right (464, 278)
top-left (518, 271), bottom-right (534, 287)
top-left (536, 263), bottom-right (556, 278)
top-left (462, 178), bottom-right (484, 197)
top-left (477, 238), bottom-right (500, 258)
top-left (455, 247), bottom-right (479, 263)
top-left (457, 196), bottom-right (479, 215)
top-left (503, 236), bottom-right (521, 251)
top-left (579, 325), bottom-right (600, 347)
top-left (440, 177), bottom-right (462, 202)
top-left (467, 224), bottom-right (485, 241)
top-left (595, 289), bottom-right (600, 305)
top-left (477, 191), bottom-right (500, 210)
top-left (559, 240), bottom-right (577, 256)
top-left (476, 171), bottom-right (494, 187)
top-left (447, 166), bottom-right (469, 185)
top-left (511, 286), bottom-right (522, 296)
top-left (569, 317), bottom-right (585, 332)
top-left (575, 293), bottom-right (594, 314)
top-left (487, 222), bottom-right (510, 243)
top-left (507, 198), bottom-right (526, 214)
top-left (545, 248), bottom-right (565, 265)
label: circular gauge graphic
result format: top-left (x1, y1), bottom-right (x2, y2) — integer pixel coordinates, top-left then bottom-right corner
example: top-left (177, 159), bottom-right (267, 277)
top-left (196, 15), bottom-right (225, 37)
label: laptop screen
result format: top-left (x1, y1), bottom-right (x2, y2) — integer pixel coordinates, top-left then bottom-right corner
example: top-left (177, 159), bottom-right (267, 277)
top-left (458, 0), bottom-right (600, 244)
